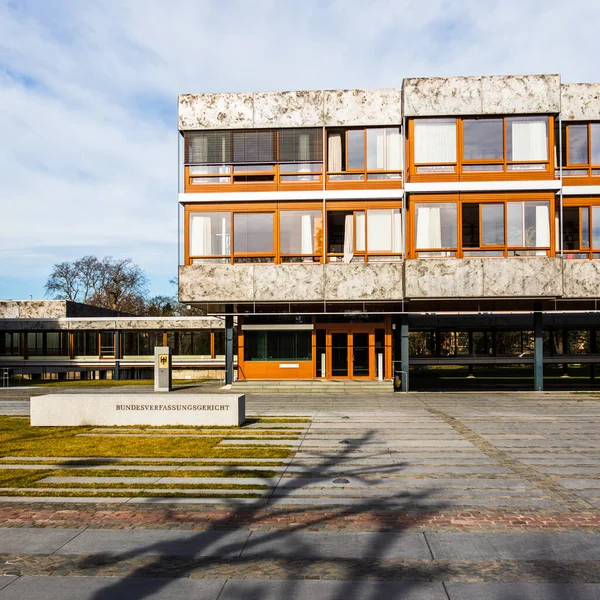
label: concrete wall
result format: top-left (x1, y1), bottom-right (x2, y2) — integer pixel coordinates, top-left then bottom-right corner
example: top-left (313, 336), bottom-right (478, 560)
top-left (181, 258), bottom-right (600, 303)
top-left (403, 74), bottom-right (561, 117)
top-left (179, 88), bottom-right (403, 130)
top-left (561, 83), bottom-right (600, 121)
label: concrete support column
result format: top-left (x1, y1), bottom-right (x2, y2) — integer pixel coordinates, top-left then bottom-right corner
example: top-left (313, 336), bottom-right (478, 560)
top-left (562, 328), bottom-right (569, 376)
top-left (114, 331), bottom-right (121, 381)
top-left (401, 315), bottom-right (409, 392)
top-left (591, 328), bottom-right (597, 382)
top-left (534, 311), bottom-right (543, 392)
top-left (225, 308), bottom-right (234, 385)
top-left (468, 331), bottom-right (474, 377)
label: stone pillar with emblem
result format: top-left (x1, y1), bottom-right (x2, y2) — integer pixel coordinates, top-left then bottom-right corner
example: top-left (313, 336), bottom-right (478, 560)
top-left (154, 346), bottom-right (172, 392)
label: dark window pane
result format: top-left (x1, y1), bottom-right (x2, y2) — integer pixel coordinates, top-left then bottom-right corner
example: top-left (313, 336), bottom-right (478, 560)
top-left (563, 207), bottom-right (581, 250)
top-left (481, 204), bottom-right (504, 245)
top-left (463, 119), bottom-right (503, 160)
top-left (185, 131), bottom-right (231, 164)
top-left (232, 131), bottom-right (275, 163)
top-left (193, 331), bottom-right (211, 355)
top-left (592, 124), bottom-right (600, 164)
top-left (568, 124), bottom-right (588, 164)
top-left (461, 204), bottom-right (480, 248)
top-left (279, 128), bottom-right (322, 162)
top-left (234, 213), bottom-right (274, 253)
top-left (214, 331), bottom-right (225, 356)
top-left (347, 130), bottom-right (364, 169)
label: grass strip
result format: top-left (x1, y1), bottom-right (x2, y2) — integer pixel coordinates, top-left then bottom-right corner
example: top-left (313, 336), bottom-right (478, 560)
top-left (0, 490), bottom-right (262, 499)
top-left (0, 459), bottom-right (285, 467)
top-left (0, 417), bottom-right (290, 459)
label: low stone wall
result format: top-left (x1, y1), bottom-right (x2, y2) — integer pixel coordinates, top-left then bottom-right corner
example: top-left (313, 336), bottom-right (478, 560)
top-left (30, 394), bottom-right (245, 426)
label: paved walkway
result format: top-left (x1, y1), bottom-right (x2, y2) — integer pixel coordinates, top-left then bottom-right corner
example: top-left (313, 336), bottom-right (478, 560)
top-left (0, 389), bottom-right (599, 597)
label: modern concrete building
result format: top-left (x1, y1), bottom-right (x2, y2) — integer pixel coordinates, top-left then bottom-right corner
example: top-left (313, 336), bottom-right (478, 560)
top-left (0, 301), bottom-right (228, 381)
top-left (177, 74), bottom-right (600, 390)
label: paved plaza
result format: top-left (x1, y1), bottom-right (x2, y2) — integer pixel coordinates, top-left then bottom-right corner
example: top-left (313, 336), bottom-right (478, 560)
top-left (0, 388), bottom-right (599, 598)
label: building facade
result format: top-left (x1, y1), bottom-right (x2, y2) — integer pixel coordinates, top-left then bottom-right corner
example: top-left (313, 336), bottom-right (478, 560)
top-left (177, 75), bottom-right (600, 390)
top-left (0, 301), bottom-right (229, 381)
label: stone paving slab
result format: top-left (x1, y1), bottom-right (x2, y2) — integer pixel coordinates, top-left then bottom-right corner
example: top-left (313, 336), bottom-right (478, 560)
top-left (0, 528), bottom-right (83, 555)
top-left (241, 531), bottom-right (432, 560)
top-left (218, 580), bottom-right (447, 600)
top-left (0, 579), bottom-right (16, 594)
top-left (58, 529), bottom-right (251, 558)
top-left (0, 575), bottom-right (226, 600)
top-left (427, 533), bottom-right (600, 561)
top-left (444, 582), bottom-right (600, 600)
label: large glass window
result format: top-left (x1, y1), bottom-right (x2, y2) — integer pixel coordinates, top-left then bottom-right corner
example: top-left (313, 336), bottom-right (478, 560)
top-left (506, 117), bottom-right (548, 163)
top-left (245, 330), bottom-right (311, 361)
top-left (74, 331), bottom-right (98, 356)
top-left (366, 209), bottom-right (402, 254)
top-left (463, 119), bottom-right (503, 160)
top-left (414, 203), bottom-right (457, 255)
top-left (189, 213), bottom-right (231, 261)
top-left (233, 213), bottom-right (274, 255)
top-left (461, 203), bottom-right (504, 248)
top-left (279, 210), bottom-right (323, 261)
top-left (367, 128), bottom-right (402, 171)
top-left (414, 119), bottom-right (457, 165)
top-left (327, 128), bottom-right (402, 180)
top-left (411, 116), bottom-right (552, 176)
top-left (568, 124), bottom-right (589, 165)
top-left (0, 332), bottom-right (21, 356)
top-left (507, 201), bottom-right (550, 250)
top-left (564, 123), bottom-right (600, 175)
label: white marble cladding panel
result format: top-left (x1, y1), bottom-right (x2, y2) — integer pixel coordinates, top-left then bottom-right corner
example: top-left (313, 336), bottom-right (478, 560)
top-left (404, 74), bottom-right (560, 116)
top-left (404, 259), bottom-right (484, 298)
top-left (481, 74), bottom-right (560, 114)
top-left (404, 76), bottom-right (483, 117)
top-left (324, 263), bottom-right (403, 301)
top-left (323, 88), bottom-right (402, 126)
top-left (563, 260), bottom-right (600, 297)
top-left (253, 264), bottom-right (324, 302)
top-left (0, 302), bottom-right (20, 319)
top-left (482, 258), bottom-right (562, 297)
top-left (179, 88), bottom-right (402, 129)
top-left (253, 90), bottom-right (324, 128)
top-left (179, 93), bottom-right (254, 130)
top-left (117, 318), bottom-right (222, 330)
top-left (179, 264), bottom-right (254, 303)
top-left (561, 83), bottom-right (600, 121)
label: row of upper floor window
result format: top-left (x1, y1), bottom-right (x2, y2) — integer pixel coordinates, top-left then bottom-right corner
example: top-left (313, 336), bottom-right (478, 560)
top-left (183, 195), bottom-right (600, 264)
top-left (181, 118), bottom-right (600, 191)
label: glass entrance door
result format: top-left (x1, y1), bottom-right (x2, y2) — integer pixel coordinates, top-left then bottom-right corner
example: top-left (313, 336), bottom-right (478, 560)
top-left (331, 332), bottom-right (349, 377)
top-left (352, 332), bottom-right (370, 377)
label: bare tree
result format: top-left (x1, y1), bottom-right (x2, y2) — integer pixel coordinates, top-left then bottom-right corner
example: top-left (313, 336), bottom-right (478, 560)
top-left (45, 255), bottom-right (149, 314)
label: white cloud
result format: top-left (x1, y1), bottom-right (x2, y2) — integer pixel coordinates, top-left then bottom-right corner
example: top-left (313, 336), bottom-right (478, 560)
top-left (1, 0), bottom-right (599, 299)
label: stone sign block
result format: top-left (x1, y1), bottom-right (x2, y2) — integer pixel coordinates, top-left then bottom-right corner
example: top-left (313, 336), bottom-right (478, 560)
top-left (30, 394), bottom-right (245, 427)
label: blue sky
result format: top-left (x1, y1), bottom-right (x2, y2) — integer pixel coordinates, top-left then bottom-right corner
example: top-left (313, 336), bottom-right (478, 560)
top-left (1, 0), bottom-right (599, 301)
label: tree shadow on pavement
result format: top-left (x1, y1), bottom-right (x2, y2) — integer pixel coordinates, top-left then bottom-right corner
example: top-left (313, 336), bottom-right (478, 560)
top-left (78, 428), bottom-right (451, 600)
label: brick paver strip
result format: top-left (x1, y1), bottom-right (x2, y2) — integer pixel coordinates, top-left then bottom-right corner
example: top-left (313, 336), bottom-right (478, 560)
top-left (426, 407), bottom-right (597, 513)
top-left (1, 504), bottom-right (599, 532)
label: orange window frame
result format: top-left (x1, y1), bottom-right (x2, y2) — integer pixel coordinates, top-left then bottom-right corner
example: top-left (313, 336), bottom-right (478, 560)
top-left (407, 116), bottom-right (555, 182)
top-left (408, 193), bottom-right (555, 258)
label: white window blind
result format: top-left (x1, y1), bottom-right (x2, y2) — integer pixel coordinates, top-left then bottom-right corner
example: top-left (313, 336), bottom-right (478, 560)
top-left (414, 119), bottom-right (456, 163)
top-left (416, 207), bottom-right (442, 248)
top-left (367, 209), bottom-right (402, 252)
top-left (510, 119), bottom-right (548, 161)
